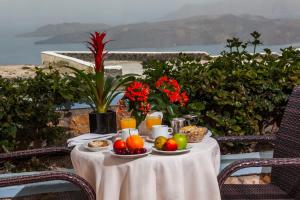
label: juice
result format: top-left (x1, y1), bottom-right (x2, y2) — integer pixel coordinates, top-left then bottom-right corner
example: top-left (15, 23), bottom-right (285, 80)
top-left (120, 118), bottom-right (136, 129)
top-left (146, 116), bottom-right (161, 129)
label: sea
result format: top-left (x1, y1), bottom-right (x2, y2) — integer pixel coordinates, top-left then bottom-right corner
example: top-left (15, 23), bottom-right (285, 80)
top-left (0, 33), bottom-right (299, 65)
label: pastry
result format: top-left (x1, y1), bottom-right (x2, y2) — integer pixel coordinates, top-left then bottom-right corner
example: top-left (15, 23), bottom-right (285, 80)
top-left (88, 140), bottom-right (109, 148)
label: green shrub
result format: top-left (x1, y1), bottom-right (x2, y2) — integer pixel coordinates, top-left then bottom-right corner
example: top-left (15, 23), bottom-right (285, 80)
top-left (143, 33), bottom-right (300, 137)
top-left (0, 67), bottom-right (87, 152)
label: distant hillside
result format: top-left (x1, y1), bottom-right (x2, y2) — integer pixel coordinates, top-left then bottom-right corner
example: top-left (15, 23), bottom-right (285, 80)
top-left (32, 15), bottom-right (300, 49)
top-left (163, 0), bottom-right (300, 21)
top-left (18, 22), bottom-right (110, 37)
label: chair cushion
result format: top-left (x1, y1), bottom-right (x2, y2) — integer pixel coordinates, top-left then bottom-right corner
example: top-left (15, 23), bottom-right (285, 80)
top-left (221, 184), bottom-right (293, 199)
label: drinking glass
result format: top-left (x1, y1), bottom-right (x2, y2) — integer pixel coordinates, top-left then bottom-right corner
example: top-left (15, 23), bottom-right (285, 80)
top-left (146, 115), bottom-right (161, 129)
top-left (120, 117), bottom-right (136, 129)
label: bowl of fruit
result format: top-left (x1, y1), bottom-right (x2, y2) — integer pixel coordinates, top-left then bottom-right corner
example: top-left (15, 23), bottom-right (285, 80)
top-left (111, 135), bottom-right (152, 158)
top-left (152, 133), bottom-right (192, 155)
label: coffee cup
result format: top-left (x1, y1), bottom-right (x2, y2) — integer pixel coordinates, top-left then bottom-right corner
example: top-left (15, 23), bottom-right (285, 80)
top-left (117, 128), bottom-right (139, 141)
top-left (151, 125), bottom-right (173, 139)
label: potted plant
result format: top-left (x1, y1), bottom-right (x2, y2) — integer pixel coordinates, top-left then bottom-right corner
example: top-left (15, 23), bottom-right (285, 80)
top-left (66, 32), bottom-right (136, 134)
top-left (123, 76), bottom-right (189, 125)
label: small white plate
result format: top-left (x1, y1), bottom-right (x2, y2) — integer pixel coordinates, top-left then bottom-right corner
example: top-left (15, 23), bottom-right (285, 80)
top-left (110, 147), bottom-right (152, 159)
top-left (83, 140), bottom-right (112, 152)
top-left (152, 145), bottom-right (192, 155)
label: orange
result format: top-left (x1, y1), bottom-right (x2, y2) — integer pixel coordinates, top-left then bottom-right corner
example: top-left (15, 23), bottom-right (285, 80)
top-left (126, 135), bottom-right (144, 150)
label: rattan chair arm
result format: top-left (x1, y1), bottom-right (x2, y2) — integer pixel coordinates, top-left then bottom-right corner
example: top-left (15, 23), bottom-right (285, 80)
top-left (0, 147), bottom-right (71, 162)
top-left (0, 171), bottom-right (95, 200)
top-left (218, 157), bottom-right (300, 189)
top-left (215, 134), bottom-right (276, 144)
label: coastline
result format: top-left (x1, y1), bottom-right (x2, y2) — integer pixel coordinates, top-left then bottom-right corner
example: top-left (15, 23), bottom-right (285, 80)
top-left (0, 65), bottom-right (37, 79)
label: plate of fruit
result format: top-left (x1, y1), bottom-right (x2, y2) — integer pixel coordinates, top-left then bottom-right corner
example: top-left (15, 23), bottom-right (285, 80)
top-left (152, 133), bottom-right (191, 155)
top-left (111, 135), bottom-right (152, 158)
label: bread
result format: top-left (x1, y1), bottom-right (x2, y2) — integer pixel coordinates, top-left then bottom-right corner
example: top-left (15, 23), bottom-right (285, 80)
top-left (179, 126), bottom-right (207, 143)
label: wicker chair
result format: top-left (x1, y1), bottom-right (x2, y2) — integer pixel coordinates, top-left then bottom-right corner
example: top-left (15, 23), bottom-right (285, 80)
top-left (217, 86), bottom-right (300, 200)
top-left (0, 147), bottom-right (96, 200)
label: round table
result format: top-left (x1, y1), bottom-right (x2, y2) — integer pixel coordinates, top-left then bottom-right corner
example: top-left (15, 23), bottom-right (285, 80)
top-left (71, 137), bottom-right (221, 200)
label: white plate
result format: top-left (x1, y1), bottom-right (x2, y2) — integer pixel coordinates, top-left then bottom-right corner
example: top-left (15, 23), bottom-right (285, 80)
top-left (152, 145), bottom-right (192, 155)
top-left (145, 136), bottom-right (173, 143)
top-left (145, 136), bottom-right (155, 143)
top-left (83, 140), bottom-right (112, 152)
top-left (110, 147), bottom-right (152, 159)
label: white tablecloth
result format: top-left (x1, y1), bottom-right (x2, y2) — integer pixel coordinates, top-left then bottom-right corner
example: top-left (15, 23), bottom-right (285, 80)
top-left (71, 137), bottom-right (221, 200)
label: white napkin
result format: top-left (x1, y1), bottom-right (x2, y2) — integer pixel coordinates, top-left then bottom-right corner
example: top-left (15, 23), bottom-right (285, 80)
top-left (67, 133), bottom-right (116, 147)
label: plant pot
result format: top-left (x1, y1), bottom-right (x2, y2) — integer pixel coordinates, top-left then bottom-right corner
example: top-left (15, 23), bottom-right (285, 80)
top-left (89, 111), bottom-right (117, 134)
top-left (89, 113), bottom-right (97, 133)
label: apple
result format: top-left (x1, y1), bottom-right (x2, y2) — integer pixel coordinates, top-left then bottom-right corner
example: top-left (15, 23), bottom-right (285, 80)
top-left (164, 138), bottom-right (178, 151)
top-left (172, 133), bottom-right (188, 150)
top-left (113, 139), bottom-right (127, 151)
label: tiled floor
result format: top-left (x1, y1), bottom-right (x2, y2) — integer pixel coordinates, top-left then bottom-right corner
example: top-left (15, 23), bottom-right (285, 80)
top-left (225, 174), bottom-right (271, 184)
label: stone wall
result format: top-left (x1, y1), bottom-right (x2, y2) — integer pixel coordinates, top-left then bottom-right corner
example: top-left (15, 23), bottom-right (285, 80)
top-left (41, 51), bottom-right (123, 77)
top-left (57, 106), bottom-right (118, 136)
top-left (58, 108), bottom-right (92, 136)
top-left (62, 51), bottom-right (211, 62)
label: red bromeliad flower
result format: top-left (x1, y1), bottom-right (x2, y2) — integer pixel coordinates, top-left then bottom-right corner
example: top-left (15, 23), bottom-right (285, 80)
top-left (88, 32), bottom-right (110, 72)
top-left (125, 81), bottom-right (150, 102)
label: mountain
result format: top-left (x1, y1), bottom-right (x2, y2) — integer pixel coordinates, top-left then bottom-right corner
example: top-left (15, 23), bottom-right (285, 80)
top-left (163, 0), bottom-right (300, 21)
top-left (18, 22), bottom-right (110, 37)
top-left (32, 15), bottom-right (300, 49)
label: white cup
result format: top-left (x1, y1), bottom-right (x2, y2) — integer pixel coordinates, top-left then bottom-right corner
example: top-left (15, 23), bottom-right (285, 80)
top-left (151, 125), bottom-right (173, 139)
top-left (117, 128), bottom-right (139, 141)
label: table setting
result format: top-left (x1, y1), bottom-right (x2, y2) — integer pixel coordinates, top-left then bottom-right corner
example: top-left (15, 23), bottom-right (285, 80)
top-left (70, 113), bottom-right (221, 200)
top-left (68, 35), bottom-right (221, 199)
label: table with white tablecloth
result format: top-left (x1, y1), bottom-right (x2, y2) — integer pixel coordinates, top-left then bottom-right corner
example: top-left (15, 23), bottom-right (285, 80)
top-left (71, 137), bottom-right (221, 200)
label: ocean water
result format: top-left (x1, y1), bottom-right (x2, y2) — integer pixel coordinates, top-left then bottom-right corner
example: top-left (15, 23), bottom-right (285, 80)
top-left (0, 33), bottom-right (87, 65)
top-left (0, 33), bottom-right (298, 65)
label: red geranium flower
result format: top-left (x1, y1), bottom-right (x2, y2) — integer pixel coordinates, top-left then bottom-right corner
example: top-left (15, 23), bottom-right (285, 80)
top-left (180, 91), bottom-right (189, 106)
top-left (156, 76), bottom-right (187, 104)
top-left (125, 81), bottom-right (150, 102)
top-left (139, 102), bottom-right (151, 115)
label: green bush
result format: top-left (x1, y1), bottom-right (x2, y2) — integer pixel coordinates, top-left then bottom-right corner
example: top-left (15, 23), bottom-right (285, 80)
top-left (143, 33), bottom-right (300, 137)
top-left (0, 67), bottom-right (87, 152)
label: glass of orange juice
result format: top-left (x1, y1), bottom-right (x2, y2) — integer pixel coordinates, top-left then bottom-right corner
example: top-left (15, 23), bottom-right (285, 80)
top-left (146, 115), bottom-right (162, 130)
top-left (120, 117), bottom-right (136, 129)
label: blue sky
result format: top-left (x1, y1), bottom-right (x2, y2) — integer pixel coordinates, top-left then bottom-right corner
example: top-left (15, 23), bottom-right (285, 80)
top-left (0, 0), bottom-right (218, 32)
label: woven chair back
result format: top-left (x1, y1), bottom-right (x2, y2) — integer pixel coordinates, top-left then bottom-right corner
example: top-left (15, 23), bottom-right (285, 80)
top-left (272, 86), bottom-right (300, 197)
